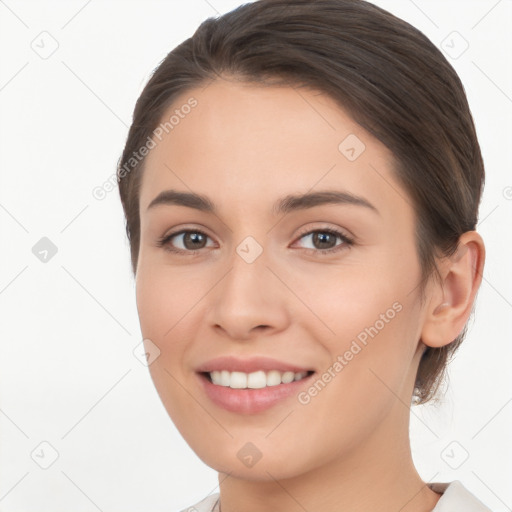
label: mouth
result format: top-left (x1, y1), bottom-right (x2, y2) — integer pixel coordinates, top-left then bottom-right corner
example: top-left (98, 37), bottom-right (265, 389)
top-left (196, 367), bottom-right (316, 414)
top-left (195, 355), bottom-right (316, 414)
top-left (200, 369), bottom-right (315, 389)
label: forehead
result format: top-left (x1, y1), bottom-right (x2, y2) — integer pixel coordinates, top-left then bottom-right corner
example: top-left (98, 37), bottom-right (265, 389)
top-left (138, 79), bottom-right (408, 219)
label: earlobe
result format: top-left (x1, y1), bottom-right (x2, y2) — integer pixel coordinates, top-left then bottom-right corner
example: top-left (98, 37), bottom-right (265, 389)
top-left (421, 231), bottom-right (485, 349)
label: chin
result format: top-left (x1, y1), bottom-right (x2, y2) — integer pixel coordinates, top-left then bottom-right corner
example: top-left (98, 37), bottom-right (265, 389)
top-left (189, 438), bottom-right (318, 482)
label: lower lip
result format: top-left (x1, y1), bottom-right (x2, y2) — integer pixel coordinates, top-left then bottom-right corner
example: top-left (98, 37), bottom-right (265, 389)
top-left (197, 372), bottom-right (314, 414)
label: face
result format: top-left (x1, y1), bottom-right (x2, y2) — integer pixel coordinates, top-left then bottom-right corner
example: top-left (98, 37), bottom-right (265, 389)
top-left (135, 79), bottom-right (428, 480)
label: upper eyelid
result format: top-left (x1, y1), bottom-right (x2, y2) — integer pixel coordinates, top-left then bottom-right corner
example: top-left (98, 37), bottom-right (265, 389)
top-left (295, 225), bottom-right (347, 236)
top-left (293, 225), bottom-right (354, 243)
top-left (164, 225), bottom-right (347, 238)
top-left (162, 226), bottom-right (215, 241)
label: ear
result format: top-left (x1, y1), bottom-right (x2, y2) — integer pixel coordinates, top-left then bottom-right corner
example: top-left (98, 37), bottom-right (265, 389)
top-left (421, 231), bottom-right (485, 348)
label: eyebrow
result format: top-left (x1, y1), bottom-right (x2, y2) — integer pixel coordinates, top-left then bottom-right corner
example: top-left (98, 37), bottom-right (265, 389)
top-left (146, 189), bottom-right (379, 215)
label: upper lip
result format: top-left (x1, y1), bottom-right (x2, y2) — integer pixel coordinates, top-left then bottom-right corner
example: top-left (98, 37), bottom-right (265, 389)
top-left (196, 356), bottom-right (313, 374)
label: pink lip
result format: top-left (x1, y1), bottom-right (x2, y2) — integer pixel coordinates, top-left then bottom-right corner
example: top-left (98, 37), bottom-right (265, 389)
top-left (195, 355), bottom-right (313, 374)
top-left (197, 371), bottom-right (314, 414)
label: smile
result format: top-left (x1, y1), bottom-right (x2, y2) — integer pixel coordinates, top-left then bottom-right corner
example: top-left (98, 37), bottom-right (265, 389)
top-left (197, 370), bottom-right (315, 414)
top-left (206, 369), bottom-right (313, 389)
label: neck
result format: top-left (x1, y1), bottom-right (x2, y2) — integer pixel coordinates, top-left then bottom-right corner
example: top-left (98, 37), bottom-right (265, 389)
top-left (216, 401), bottom-right (441, 512)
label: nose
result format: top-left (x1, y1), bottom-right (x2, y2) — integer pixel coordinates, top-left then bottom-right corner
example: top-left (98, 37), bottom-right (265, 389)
top-left (207, 247), bottom-right (291, 341)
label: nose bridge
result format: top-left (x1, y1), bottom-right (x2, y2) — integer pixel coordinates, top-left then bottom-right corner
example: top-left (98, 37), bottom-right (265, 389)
top-left (208, 237), bottom-right (289, 339)
top-left (230, 240), bottom-right (269, 297)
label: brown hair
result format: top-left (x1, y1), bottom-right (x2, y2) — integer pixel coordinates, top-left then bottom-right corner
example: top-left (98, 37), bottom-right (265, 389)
top-left (117, 0), bottom-right (485, 403)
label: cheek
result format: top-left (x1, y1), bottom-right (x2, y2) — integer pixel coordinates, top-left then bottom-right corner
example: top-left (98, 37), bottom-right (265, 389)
top-left (292, 261), bottom-right (411, 337)
top-left (134, 266), bottom-right (196, 404)
top-left (135, 263), bottom-right (207, 341)
top-left (294, 254), bottom-right (422, 391)
top-left (135, 267), bottom-right (206, 434)
top-left (289, 269), bottom-right (422, 461)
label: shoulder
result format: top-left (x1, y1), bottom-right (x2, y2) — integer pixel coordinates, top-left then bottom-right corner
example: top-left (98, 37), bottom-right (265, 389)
top-left (430, 481), bottom-right (492, 511)
top-left (178, 493), bottom-right (220, 512)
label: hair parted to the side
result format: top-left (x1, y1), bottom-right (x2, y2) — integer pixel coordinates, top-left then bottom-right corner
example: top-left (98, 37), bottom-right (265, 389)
top-left (117, 0), bottom-right (485, 404)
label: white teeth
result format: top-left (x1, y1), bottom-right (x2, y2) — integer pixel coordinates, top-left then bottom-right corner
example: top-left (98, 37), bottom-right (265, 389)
top-left (230, 371), bottom-right (247, 389)
top-left (247, 370), bottom-right (267, 389)
top-left (208, 370), bottom-right (310, 388)
top-left (281, 371), bottom-right (295, 384)
top-left (220, 370), bottom-right (230, 386)
top-left (266, 370), bottom-right (282, 387)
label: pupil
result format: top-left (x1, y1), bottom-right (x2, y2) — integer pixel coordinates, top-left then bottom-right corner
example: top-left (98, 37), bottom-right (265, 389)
top-left (184, 232), bottom-right (206, 249)
top-left (313, 232), bottom-right (335, 249)
top-left (181, 232), bottom-right (337, 250)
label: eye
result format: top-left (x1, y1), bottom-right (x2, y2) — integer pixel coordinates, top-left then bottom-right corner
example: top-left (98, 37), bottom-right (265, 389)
top-left (156, 227), bottom-right (353, 256)
top-left (293, 228), bottom-right (353, 254)
top-left (156, 229), bottom-right (215, 254)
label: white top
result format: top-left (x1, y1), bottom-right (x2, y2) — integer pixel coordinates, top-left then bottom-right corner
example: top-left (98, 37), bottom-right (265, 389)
top-left (179, 481), bottom-right (492, 512)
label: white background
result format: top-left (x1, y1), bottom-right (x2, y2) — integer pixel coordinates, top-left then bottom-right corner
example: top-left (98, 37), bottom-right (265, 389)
top-left (0, 0), bottom-right (511, 510)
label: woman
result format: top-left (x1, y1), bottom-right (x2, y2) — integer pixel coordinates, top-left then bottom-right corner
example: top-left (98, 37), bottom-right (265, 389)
top-left (117, 0), bottom-right (490, 510)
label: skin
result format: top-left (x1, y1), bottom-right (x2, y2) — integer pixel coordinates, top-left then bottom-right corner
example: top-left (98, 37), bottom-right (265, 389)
top-left (135, 79), bottom-right (485, 512)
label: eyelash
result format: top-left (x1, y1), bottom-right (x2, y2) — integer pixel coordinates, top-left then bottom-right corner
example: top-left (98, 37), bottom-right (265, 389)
top-left (156, 227), bottom-right (354, 256)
